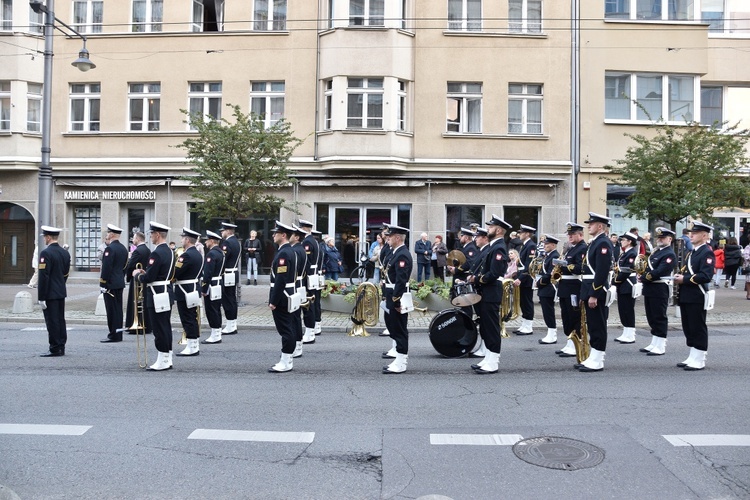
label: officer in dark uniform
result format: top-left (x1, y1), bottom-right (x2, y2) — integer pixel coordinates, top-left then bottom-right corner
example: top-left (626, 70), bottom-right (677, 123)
top-left (578, 212), bottom-right (614, 372)
top-left (133, 222), bottom-right (175, 371)
top-left (640, 227), bottom-right (677, 356)
top-left (613, 232), bottom-right (640, 344)
top-left (513, 224), bottom-right (537, 335)
top-left (536, 234), bottom-right (560, 344)
top-left (299, 220), bottom-right (320, 345)
top-left (38, 226), bottom-right (70, 357)
top-left (463, 227), bottom-right (491, 358)
top-left (174, 228), bottom-right (204, 357)
top-left (379, 227), bottom-right (394, 341)
top-left (220, 221), bottom-right (241, 335)
top-left (312, 228), bottom-right (325, 335)
top-left (268, 221), bottom-right (298, 373)
top-left (124, 231), bottom-right (150, 335)
top-left (673, 221), bottom-right (715, 370)
top-left (555, 223), bottom-right (587, 358)
top-left (469, 215), bottom-right (510, 374)
top-left (290, 225), bottom-right (308, 356)
top-left (382, 224), bottom-right (413, 374)
top-left (100, 224), bottom-right (128, 343)
top-left (201, 230), bottom-right (225, 344)
top-left (448, 227), bottom-right (479, 282)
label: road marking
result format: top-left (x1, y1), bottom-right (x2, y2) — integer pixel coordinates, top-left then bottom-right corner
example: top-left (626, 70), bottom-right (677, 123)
top-left (0, 424), bottom-right (91, 436)
top-left (664, 435), bottom-right (750, 447)
top-left (188, 429), bottom-right (315, 443)
top-left (21, 327), bottom-right (73, 331)
top-left (430, 434), bottom-right (523, 446)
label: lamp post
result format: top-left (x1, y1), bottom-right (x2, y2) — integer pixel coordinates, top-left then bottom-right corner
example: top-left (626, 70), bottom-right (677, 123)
top-left (30, 0), bottom-right (95, 247)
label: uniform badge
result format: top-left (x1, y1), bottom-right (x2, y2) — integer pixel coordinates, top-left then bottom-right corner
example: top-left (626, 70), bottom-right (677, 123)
top-left (277, 266), bottom-right (287, 273)
top-left (207, 257), bottom-right (212, 262)
top-left (628, 257), bottom-right (634, 263)
top-left (178, 257), bottom-right (183, 262)
top-left (399, 260), bottom-right (405, 268)
top-left (530, 249), bottom-right (536, 255)
top-left (707, 258), bottom-right (713, 264)
top-left (149, 258), bottom-right (155, 265)
top-left (40, 257), bottom-right (45, 263)
top-left (468, 251), bottom-right (474, 256)
top-left (495, 253), bottom-right (503, 261)
top-left (666, 258), bottom-right (673, 263)
top-left (104, 251), bottom-right (109, 256)
top-left (601, 248), bottom-right (608, 254)
top-left (279, 258), bottom-right (286, 265)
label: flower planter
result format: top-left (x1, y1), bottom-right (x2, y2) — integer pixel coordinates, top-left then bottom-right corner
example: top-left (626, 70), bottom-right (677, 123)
top-left (419, 294), bottom-right (452, 312)
top-left (320, 294), bottom-right (353, 314)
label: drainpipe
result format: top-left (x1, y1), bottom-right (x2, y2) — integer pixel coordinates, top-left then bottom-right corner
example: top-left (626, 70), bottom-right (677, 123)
top-left (570, 0), bottom-right (580, 222)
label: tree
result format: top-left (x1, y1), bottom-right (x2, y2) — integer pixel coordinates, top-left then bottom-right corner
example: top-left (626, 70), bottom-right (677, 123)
top-left (177, 104), bottom-right (303, 223)
top-left (603, 122), bottom-right (749, 230)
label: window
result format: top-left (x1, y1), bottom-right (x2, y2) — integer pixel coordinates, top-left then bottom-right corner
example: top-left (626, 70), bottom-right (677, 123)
top-left (448, 0), bottom-right (481, 30)
top-left (128, 83), bottom-right (160, 131)
top-left (446, 82), bottom-right (482, 133)
top-left (349, 0), bottom-right (384, 27)
top-left (132, 0), bottom-right (162, 32)
top-left (397, 80), bottom-right (407, 132)
top-left (347, 78), bottom-right (383, 129)
top-left (74, 205), bottom-right (101, 272)
top-left (509, 0), bottom-right (542, 33)
top-left (70, 83), bottom-right (101, 132)
top-left (701, 0), bottom-right (750, 34)
top-left (192, 0), bottom-right (224, 32)
top-left (604, 72), bottom-right (697, 123)
top-left (72, 0), bottom-right (103, 33)
top-left (29, 6), bottom-right (43, 33)
top-left (700, 86), bottom-right (723, 126)
top-left (606, 0), bottom-right (696, 20)
top-left (605, 0), bottom-right (629, 18)
top-left (446, 205), bottom-right (483, 249)
top-left (0, 81), bottom-right (10, 131)
top-left (700, 85), bottom-right (750, 129)
top-left (188, 82), bottom-right (222, 129)
top-left (1, 0), bottom-right (11, 30)
top-left (253, 0), bottom-right (287, 30)
top-left (250, 81), bottom-right (285, 128)
top-left (324, 79), bottom-right (333, 130)
top-left (27, 83), bottom-right (43, 133)
top-left (508, 83), bottom-right (543, 134)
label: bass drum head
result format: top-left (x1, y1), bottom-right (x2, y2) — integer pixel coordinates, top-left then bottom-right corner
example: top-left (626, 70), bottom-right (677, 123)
top-left (429, 308), bottom-right (478, 358)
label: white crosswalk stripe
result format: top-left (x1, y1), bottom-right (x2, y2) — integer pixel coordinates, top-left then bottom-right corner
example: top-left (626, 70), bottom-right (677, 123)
top-left (188, 429), bottom-right (315, 443)
top-left (663, 434), bottom-right (750, 447)
top-left (430, 434), bottom-right (524, 446)
top-left (0, 424), bottom-right (91, 436)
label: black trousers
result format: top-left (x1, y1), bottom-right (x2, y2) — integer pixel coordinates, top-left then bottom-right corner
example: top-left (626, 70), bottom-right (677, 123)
top-left (644, 294), bottom-right (669, 338)
top-left (146, 305), bottom-right (172, 353)
top-left (272, 307), bottom-right (296, 354)
top-left (385, 291), bottom-right (409, 354)
top-left (125, 281), bottom-right (150, 333)
top-left (520, 286), bottom-right (534, 320)
top-left (43, 298), bottom-right (67, 353)
top-left (204, 296), bottom-right (223, 329)
top-left (559, 296), bottom-right (581, 337)
top-left (222, 284), bottom-right (238, 321)
top-left (477, 298), bottom-right (501, 354)
top-left (294, 307), bottom-right (303, 342)
top-left (584, 301), bottom-right (608, 352)
top-left (617, 293), bottom-right (636, 328)
top-left (679, 302), bottom-right (708, 351)
top-left (303, 286), bottom-right (315, 328)
top-left (177, 300), bottom-right (200, 339)
top-left (314, 288), bottom-right (322, 323)
top-left (539, 296), bottom-right (556, 328)
top-left (104, 288), bottom-right (123, 339)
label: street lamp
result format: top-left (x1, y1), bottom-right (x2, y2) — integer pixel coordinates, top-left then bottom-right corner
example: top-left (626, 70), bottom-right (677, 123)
top-left (30, 0), bottom-right (95, 248)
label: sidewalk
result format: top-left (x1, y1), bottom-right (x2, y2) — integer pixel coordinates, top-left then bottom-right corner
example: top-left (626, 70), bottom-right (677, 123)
top-left (1, 278), bottom-right (748, 332)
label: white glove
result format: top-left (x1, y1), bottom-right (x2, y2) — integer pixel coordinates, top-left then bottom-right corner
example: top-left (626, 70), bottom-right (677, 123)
top-left (100, 287), bottom-right (108, 294)
top-left (38, 300), bottom-right (47, 310)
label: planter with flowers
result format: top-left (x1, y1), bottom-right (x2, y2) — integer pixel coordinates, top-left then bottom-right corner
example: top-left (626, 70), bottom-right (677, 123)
top-left (409, 279), bottom-right (453, 311)
top-left (319, 281), bottom-right (357, 313)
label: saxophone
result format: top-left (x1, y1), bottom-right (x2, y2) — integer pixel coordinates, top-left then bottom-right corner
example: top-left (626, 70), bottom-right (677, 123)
top-left (568, 300), bottom-right (590, 364)
top-left (550, 250), bottom-right (567, 285)
top-left (348, 282), bottom-right (380, 336)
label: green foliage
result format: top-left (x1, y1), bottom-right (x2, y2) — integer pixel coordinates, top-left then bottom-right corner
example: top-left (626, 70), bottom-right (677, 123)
top-left (603, 121), bottom-right (749, 229)
top-left (176, 104), bottom-right (303, 223)
top-left (320, 280), bottom-right (357, 299)
top-left (409, 279), bottom-right (452, 300)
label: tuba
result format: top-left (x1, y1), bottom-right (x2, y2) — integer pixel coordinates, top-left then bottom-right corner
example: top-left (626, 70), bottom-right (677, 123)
top-left (499, 278), bottom-right (520, 338)
top-left (568, 300), bottom-right (590, 364)
top-left (348, 282), bottom-right (380, 336)
top-left (528, 255), bottom-right (544, 279)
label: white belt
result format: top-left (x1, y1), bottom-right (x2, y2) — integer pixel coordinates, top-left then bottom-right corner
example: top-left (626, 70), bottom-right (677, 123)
top-left (210, 276), bottom-right (222, 283)
top-left (310, 265), bottom-right (317, 269)
top-left (147, 280), bottom-right (170, 287)
top-left (270, 283), bottom-right (296, 289)
top-left (385, 284), bottom-right (395, 289)
top-left (175, 279), bottom-right (198, 285)
top-left (224, 268), bottom-right (238, 273)
top-left (581, 275), bottom-right (595, 280)
top-left (561, 275), bottom-right (582, 280)
top-left (652, 279), bottom-right (671, 284)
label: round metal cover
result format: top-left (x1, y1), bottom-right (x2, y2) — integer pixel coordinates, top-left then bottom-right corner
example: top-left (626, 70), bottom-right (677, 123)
top-left (512, 436), bottom-right (605, 471)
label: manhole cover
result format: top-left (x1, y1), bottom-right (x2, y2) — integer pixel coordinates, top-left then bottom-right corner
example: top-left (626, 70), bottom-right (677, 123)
top-left (512, 436), bottom-right (605, 471)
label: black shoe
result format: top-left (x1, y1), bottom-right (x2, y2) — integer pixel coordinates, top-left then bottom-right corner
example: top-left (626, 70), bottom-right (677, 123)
top-left (578, 365), bottom-right (603, 372)
top-left (639, 347), bottom-right (652, 353)
top-left (378, 331), bottom-right (390, 337)
top-left (515, 331), bottom-right (533, 336)
top-left (470, 363), bottom-right (483, 370)
top-left (254, 280), bottom-right (257, 286)
top-left (201, 338), bottom-right (222, 344)
top-left (382, 352), bottom-right (395, 359)
top-left (222, 330), bottom-right (238, 336)
top-left (573, 363), bottom-right (583, 369)
top-left (538, 339), bottom-right (557, 344)
top-left (474, 367), bottom-right (498, 374)
top-left (40, 351), bottom-right (64, 357)
top-left (100, 337), bottom-right (122, 343)
top-left (246, 280), bottom-right (251, 285)
top-left (558, 352), bottom-right (576, 358)
top-left (303, 338), bottom-right (316, 345)
top-left (175, 351), bottom-right (200, 357)
top-left (468, 352), bottom-right (484, 358)
top-left (646, 351), bottom-right (665, 356)
top-left (614, 339), bottom-right (635, 344)
top-left (683, 365), bottom-right (704, 371)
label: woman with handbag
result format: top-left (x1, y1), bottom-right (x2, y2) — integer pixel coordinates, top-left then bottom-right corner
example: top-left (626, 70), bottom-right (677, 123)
top-left (431, 235), bottom-right (448, 281)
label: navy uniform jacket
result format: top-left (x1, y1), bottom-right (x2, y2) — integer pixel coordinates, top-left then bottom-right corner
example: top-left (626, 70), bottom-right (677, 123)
top-left (678, 244), bottom-right (715, 304)
top-left (201, 245), bottom-right (225, 295)
top-left (386, 244), bottom-right (413, 307)
top-left (613, 247), bottom-right (638, 296)
top-left (453, 241), bottom-right (478, 280)
top-left (292, 242), bottom-right (307, 289)
top-left (476, 238), bottom-right (509, 302)
top-left (100, 239), bottom-right (128, 290)
top-left (642, 245), bottom-right (677, 298)
top-left (125, 243), bottom-right (150, 283)
top-left (536, 249), bottom-right (560, 298)
top-left (580, 233), bottom-right (613, 302)
top-left (221, 235), bottom-right (242, 281)
top-left (173, 246), bottom-right (203, 301)
top-left (558, 240), bottom-right (587, 299)
top-left (136, 243), bottom-right (175, 308)
top-left (269, 243), bottom-right (296, 308)
top-left (517, 238), bottom-right (537, 287)
top-left (302, 234), bottom-right (319, 280)
top-left (38, 243), bottom-right (70, 301)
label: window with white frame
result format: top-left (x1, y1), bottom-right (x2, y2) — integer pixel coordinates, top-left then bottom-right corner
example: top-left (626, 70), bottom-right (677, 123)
top-left (27, 83), bottom-right (43, 133)
top-left (29, 5), bottom-right (43, 33)
top-left (72, 0), bottom-right (103, 33)
top-left (508, 83), bottom-right (543, 134)
top-left (700, 85), bottom-right (750, 129)
top-left (604, 0), bottom-right (629, 18)
top-left (448, 0), bottom-right (481, 31)
top-left (700, 86), bottom-right (722, 126)
top-left (324, 79), bottom-right (333, 130)
top-left (397, 80), bottom-right (407, 132)
top-left (70, 83), bottom-right (101, 132)
top-left (349, 0), bottom-right (384, 26)
top-left (0, 81), bottom-right (10, 130)
top-left (128, 83), bottom-right (160, 131)
top-left (192, 0), bottom-right (224, 32)
top-left (253, 0), bottom-right (287, 30)
top-left (347, 78), bottom-right (383, 129)
top-left (509, 0), bottom-right (542, 33)
top-left (1, 0), bottom-right (11, 30)
top-left (701, 0), bottom-right (750, 34)
top-left (604, 72), bottom-right (697, 123)
top-left (605, 0), bottom-right (696, 20)
top-left (250, 81), bottom-right (285, 128)
top-left (188, 82), bottom-right (222, 130)
top-left (446, 82), bottom-right (482, 133)
top-left (132, 0), bottom-right (162, 32)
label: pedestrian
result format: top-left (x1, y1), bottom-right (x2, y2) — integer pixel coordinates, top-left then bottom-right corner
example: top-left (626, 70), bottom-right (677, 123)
top-left (99, 224), bottom-right (128, 343)
top-left (28, 244), bottom-right (39, 288)
top-left (680, 228), bottom-right (693, 252)
top-left (505, 249), bottom-right (520, 279)
top-left (609, 233), bottom-right (621, 261)
top-left (712, 242), bottom-right (725, 288)
top-left (174, 228), bottom-right (204, 357)
top-left (244, 230), bottom-right (262, 285)
top-left (322, 237), bottom-right (343, 280)
top-left (640, 227), bottom-right (677, 356)
top-left (38, 226), bottom-right (70, 357)
top-left (508, 231), bottom-right (523, 253)
top-left (414, 232), bottom-right (431, 281)
top-left (431, 234), bottom-right (448, 281)
top-left (382, 224), bottom-right (413, 374)
top-left (268, 221), bottom-right (298, 373)
top-left (368, 233), bottom-right (383, 283)
top-left (723, 237), bottom-right (742, 289)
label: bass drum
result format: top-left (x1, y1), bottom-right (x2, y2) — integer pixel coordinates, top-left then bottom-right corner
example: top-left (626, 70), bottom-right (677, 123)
top-left (429, 308), bottom-right (479, 358)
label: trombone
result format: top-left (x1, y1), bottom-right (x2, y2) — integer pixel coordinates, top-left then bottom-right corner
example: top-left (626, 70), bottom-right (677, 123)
top-left (126, 263), bottom-right (148, 368)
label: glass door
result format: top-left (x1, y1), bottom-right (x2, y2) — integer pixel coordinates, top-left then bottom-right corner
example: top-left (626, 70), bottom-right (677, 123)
top-left (330, 206), bottom-right (396, 274)
top-left (125, 205), bottom-right (153, 249)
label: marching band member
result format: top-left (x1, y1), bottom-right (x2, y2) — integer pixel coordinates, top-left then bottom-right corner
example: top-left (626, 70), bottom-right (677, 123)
top-left (447, 226), bottom-right (482, 350)
top-left (465, 226), bottom-right (490, 358)
top-left (577, 213), bottom-right (614, 372)
top-left (640, 227), bottom-right (677, 356)
top-left (38, 226), bottom-right (70, 357)
top-left (555, 223), bottom-right (587, 358)
top-left (379, 227), bottom-right (393, 341)
top-left (219, 222), bottom-right (241, 335)
top-left (268, 221), bottom-right (299, 373)
top-left (174, 228), bottom-right (204, 357)
top-left (133, 222), bottom-right (175, 371)
top-left (382, 224), bottom-right (413, 374)
top-left (290, 225), bottom-right (308, 357)
top-left (299, 220), bottom-right (320, 345)
top-left (513, 225), bottom-right (537, 335)
top-left (613, 232), bottom-right (639, 344)
top-left (674, 222), bottom-right (715, 370)
top-left (201, 231), bottom-right (226, 345)
top-left (99, 224), bottom-right (128, 343)
top-left (536, 234), bottom-right (560, 344)
top-left (124, 231), bottom-right (150, 335)
top-left (312, 229), bottom-right (325, 336)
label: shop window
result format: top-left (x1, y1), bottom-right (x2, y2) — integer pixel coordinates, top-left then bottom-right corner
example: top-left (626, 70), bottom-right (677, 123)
top-left (74, 205), bottom-right (102, 271)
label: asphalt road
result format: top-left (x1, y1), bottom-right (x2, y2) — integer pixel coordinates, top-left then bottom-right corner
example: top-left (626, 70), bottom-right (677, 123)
top-left (1, 322), bottom-right (749, 499)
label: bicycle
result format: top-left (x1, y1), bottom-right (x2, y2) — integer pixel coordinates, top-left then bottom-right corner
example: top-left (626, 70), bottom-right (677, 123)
top-left (349, 252), bottom-right (372, 285)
